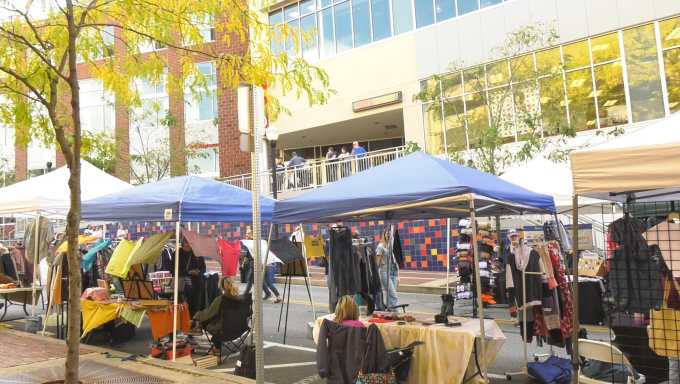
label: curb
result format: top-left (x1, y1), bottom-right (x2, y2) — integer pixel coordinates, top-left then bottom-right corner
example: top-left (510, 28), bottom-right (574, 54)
top-left (273, 276), bottom-right (448, 295)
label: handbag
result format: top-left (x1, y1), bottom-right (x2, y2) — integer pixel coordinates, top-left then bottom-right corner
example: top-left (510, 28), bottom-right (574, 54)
top-left (648, 277), bottom-right (680, 358)
top-left (356, 343), bottom-right (397, 384)
top-left (234, 344), bottom-right (257, 379)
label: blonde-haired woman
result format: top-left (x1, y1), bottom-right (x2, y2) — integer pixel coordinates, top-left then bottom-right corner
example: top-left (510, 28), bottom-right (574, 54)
top-left (334, 296), bottom-right (365, 328)
top-left (192, 277), bottom-right (241, 345)
top-left (376, 229), bottom-right (401, 312)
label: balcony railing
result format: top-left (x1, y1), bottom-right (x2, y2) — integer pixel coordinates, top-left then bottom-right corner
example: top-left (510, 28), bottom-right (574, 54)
top-left (223, 146), bottom-right (405, 196)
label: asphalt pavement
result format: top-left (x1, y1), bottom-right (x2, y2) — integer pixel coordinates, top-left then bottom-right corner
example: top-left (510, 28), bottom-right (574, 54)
top-left (1, 282), bottom-right (610, 383)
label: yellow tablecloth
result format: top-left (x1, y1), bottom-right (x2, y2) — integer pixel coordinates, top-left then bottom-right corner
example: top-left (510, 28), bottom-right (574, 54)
top-left (81, 300), bottom-right (122, 336)
top-left (313, 314), bottom-right (505, 384)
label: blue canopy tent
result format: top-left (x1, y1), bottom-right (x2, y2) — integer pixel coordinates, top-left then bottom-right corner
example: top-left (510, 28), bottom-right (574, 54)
top-left (82, 175), bottom-right (276, 361)
top-left (273, 152), bottom-right (556, 381)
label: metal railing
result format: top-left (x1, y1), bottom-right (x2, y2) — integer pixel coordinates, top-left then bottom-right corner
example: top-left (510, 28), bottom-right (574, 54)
top-left (223, 146), bottom-right (406, 195)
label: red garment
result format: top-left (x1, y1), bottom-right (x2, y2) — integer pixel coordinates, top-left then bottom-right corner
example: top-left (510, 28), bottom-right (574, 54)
top-left (661, 274), bottom-right (680, 310)
top-left (218, 239), bottom-right (240, 277)
top-left (146, 303), bottom-right (190, 340)
top-left (549, 245), bottom-right (574, 338)
top-left (368, 319), bottom-right (394, 323)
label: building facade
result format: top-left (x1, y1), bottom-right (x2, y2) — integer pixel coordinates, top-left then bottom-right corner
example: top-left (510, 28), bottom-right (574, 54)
top-left (266, 0), bottom-right (680, 159)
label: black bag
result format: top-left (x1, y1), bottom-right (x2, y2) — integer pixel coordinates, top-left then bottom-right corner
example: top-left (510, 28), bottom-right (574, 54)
top-left (234, 344), bottom-right (256, 379)
top-left (440, 294), bottom-right (455, 316)
top-left (317, 256), bottom-right (328, 268)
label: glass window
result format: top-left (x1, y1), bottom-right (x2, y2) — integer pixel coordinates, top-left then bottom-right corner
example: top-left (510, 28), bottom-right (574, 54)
top-left (536, 48), bottom-right (562, 75)
top-left (539, 75), bottom-right (568, 134)
top-left (334, 2), bottom-right (353, 53)
top-left (565, 68), bottom-right (597, 131)
top-left (300, 14), bottom-right (319, 60)
top-left (371, 0), bottom-right (392, 41)
top-left (196, 61), bottom-right (216, 87)
top-left (353, 0), bottom-right (372, 48)
top-left (660, 16), bottom-right (680, 49)
top-left (423, 103), bottom-right (445, 155)
top-left (286, 19), bottom-right (300, 55)
top-left (140, 97), bottom-right (169, 126)
top-left (320, 8), bottom-right (335, 57)
top-left (269, 11), bottom-right (284, 56)
top-left (465, 93), bottom-right (489, 148)
top-left (663, 47), bottom-right (680, 113)
top-left (594, 62), bottom-right (628, 128)
top-left (623, 24), bottom-right (665, 122)
top-left (591, 32), bottom-right (620, 64)
top-left (444, 97), bottom-right (467, 152)
top-left (486, 61), bottom-right (509, 88)
top-left (510, 54), bottom-right (535, 83)
top-left (188, 149), bottom-right (218, 175)
top-left (300, 0), bottom-right (316, 15)
top-left (488, 87), bottom-right (515, 142)
top-left (415, 0), bottom-right (435, 28)
top-left (392, 0), bottom-right (414, 35)
top-left (442, 72), bottom-right (463, 98)
top-left (481, 0), bottom-right (501, 8)
top-left (457, 0), bottom-right (479, 16)
top-left (319, 0), bottom-right (332, 8)
top-left (285, 4), bottom-right (300, 20)
top-left (185, 91), bottom-right (217, 122)
top-left (436, 0), bottom-right (456, 22)
top-left (514, 88), bottom-right (540, 141)
top-left (463, 66), bottom-right (485, 94)
top-left (563, 40), bottom-right (590, 70)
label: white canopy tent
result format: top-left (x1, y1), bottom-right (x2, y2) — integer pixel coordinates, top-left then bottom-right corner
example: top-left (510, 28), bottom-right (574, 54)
top-left (572, 112), bottom-right (680, 201)
top-left (500, 156), bottom-right (609, 212)
top-left (0, 160), bottom-right (132, 218)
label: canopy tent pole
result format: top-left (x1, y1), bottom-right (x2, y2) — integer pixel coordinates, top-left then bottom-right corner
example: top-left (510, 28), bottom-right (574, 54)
top-left (172, 222), bottom-right (180, 362)
top-left (386, 223), bottom-right (393, 311)
top-left (446, 218), bottom-right (451, 295)
top-left (571, 196), bottom-right (580, 382)
top-left (469, 202), bottom-right (488, 383)
top-left (297, 224), bottom-right (316, 320)
top-left (31, 210), bottom-right (40, 317)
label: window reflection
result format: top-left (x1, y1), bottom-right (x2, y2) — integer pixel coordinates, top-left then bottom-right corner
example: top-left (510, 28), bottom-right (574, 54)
top-left (465, 93), bottom-right (489, 148)
top-left (566, 68), bottom-right (597, 131)
top-left (623, 24), bottom-right (665, 122)
top-left (594, 62), bottom-right (628, 127)
top-left (536, 48), bottom-right (562, 75)
top-left (286, 20), bottom-right (300, 55)
top-left (481, 0), bottom-right (501, 8)
top-left (591, 33), bottom-right (620, 64)
top-left (393, 0), bottom-right (414, 35)
top-left (371, 0), bottom-right (392, 41)
top-left (663, 48), bottom-right (680, 113)
top-left (285, 4), bottom-right (300, 20)
top-left (334, 2), bottom-right (352, 53)
top-left (444, 97), bottom-right (467, 152)
top-left (442, 72), bottom-right (463, 98)
top-left (319, 8), bottom-right (335, 57)
top-left (423, 104), bottom-right (445, 155)
top-left (457, 0), bottom-right (479, 16)
top-left (510, 54), bottom-right (535, 83)
top-left (563, 40), bottom-right (591, 70)
top-left (436, 0), bottom-right (456, 22)
top-left (300, 0), bottom-right (316, 15)
top-left (353, 0), bottom-right (372, 47)
top-left (301, 14), bottom-right (318, 60)
top-left (539, 75), bottom-right (568, 134)
top-left (488, 87), bottom-right (515, 142)
top-left (514, 88), bottom-right (540, 141)
top-left (486, 61), bottom-right (509, 88)
top-left (463, 66), bottom-right (485, 94)
top-left (269, 11), bottom-right (284, 56)
top-left (415, 0), bottom-right (435, 28)
top-left (660, 16), bottom-right (680, 49)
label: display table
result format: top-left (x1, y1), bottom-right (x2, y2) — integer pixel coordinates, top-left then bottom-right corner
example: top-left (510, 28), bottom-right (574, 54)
top-left (0, 286), bottom-right (44, 321)
top-left (313, 314), bottom-right (506, 384)
top-left (81, 300), bottom-right (190, 340)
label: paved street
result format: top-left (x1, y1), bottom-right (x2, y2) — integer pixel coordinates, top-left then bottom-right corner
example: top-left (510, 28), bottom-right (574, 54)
top-left (1, 282), bottom-right (608, 383)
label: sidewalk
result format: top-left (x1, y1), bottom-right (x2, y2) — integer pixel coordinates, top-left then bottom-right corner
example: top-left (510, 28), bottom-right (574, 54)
top-left (274, 266), bottom-right (457, 294)
top-left (0, 328), bottom-right (260, 384)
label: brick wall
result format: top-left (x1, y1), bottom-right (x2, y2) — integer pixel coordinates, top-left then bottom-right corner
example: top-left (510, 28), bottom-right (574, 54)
top-left (14, 147), bottom-right (27, 180)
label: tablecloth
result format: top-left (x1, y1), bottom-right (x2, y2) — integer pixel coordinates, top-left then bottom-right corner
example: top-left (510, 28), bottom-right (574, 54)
top-left (313, 314), bottom-right (506, 384)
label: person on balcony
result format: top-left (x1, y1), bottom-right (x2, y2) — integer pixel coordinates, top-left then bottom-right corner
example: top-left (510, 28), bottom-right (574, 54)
top-left (326, 147), bottom-right (339, 182)
top-left (351, 142), bottom-right (369, 172)
top-left (338, 147), bottom-right (351, 177)
top-left (288, 152), bottom-right (305, 188)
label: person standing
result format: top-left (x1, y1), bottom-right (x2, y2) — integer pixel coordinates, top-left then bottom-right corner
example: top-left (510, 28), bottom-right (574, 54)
top-left (243, 230), bottom-right (273, 299)
top-left (338, 147), bottom-right (350, 177)
top-left (351, 141), bottom-right (368, 172)
top-left (172, 237), bottom-right (207, 318)
top-left (116, 225), bottom-right (127, 239)
top-left (275, 156), bottom-right (285, 192)
top-left (376, 228), bottom-right (401, 312)
top-left (288, 152), bottom-right (305, 188)
top-left (91, 227), bottom-right (103, 238)
top-left (84, 224), bottom-right (94, 236)
top-left (325, 147), bottom-right (338, 182)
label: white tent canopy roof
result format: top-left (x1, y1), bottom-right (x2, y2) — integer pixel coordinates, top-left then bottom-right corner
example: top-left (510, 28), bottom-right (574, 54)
top-left (500, 157), bottom-right (609, 211)
top-left (0, 160), bottom-right (133, 217)
top-left (571, 112), bottom-right (680, 202)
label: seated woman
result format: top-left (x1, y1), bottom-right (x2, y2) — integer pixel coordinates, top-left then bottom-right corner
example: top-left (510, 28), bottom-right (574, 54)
top-left (191, 277), bottom-right (240, 345)
top-left (334, 295), bottom-right (365, 328)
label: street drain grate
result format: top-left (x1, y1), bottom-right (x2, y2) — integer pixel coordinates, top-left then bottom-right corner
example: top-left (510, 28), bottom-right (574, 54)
top-left (0, 360), bottom-right (172, 383)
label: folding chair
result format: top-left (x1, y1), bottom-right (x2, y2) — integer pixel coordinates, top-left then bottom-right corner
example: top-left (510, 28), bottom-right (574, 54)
top-left (205, 292), bottom-right (253, 364)
top-left (578, 339), bottom-right (646, 384)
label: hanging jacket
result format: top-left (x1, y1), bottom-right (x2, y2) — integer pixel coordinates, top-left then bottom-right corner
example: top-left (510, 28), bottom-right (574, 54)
top-left (392, 229), bottom-right (406, 269)
top-left (25, 216), bottom-right (53, 264)
top-left (609, 243), bottom-right (662, 313)
top-left (362, 324), bottom-right (390, 374)
top-left (329, 228), bottom-right (358, 309)
top-left (317, 319), bottom-right (367, 384)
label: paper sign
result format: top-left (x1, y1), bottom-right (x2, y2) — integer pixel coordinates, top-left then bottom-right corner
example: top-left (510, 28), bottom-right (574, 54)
top-left (240, 239), bottom-right (282, 264)
top-left (164, 209), bottom-right (172, 220)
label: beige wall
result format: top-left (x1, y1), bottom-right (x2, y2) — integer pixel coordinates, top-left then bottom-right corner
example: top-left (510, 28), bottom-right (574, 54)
top-left (269, 33), bottom-right (424, 147)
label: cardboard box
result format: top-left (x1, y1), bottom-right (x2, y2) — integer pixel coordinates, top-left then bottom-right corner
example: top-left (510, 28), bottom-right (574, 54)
top-left (578, 258), bottom-right (605, 277)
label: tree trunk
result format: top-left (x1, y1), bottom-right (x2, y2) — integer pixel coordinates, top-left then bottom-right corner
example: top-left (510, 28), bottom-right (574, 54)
top-left (64, 1), bottom-right (84, 382)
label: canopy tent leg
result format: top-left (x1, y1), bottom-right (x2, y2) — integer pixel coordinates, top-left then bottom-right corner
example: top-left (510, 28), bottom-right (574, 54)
top-left (31, 210), bottom-right (40, 317)
top-left (297, 224), bottom-right (316, 320)
top-left (571, 196), bottom-right (580, 382)
top-left (469, 203), bottom-right (488, 384)
top-left (172, 222), bottom-right (180, 362)
top-left (446, 218), bottom-right (451, 295)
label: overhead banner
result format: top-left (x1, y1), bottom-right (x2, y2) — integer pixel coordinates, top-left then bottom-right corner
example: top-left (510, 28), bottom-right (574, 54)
top-left (521, 224), bottom-right (593, 250)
